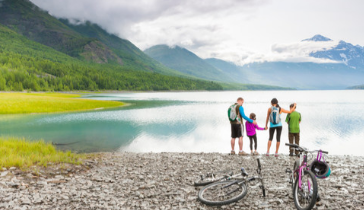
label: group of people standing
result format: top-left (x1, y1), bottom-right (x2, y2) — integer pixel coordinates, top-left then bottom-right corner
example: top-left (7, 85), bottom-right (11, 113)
top-left (229, 97), bottom-right (300, 157)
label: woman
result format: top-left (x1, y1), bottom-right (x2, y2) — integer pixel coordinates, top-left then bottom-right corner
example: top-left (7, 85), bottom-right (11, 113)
top-left (265, 98), bottom-right (296, 157)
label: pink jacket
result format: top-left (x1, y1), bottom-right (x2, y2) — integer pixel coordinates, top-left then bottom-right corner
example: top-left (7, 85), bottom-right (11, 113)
top-left (245, 121), bottom-right (265, 136)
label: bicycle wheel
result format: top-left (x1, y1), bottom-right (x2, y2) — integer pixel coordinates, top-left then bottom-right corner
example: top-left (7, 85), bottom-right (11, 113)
top-left (198, 180), bottom-right (248, 206)
top-left (293, 170), bottom-right (318, 210)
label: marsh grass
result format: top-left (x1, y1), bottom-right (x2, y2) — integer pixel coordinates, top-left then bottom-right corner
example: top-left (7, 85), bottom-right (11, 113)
top-left (0, 137), bottom-right (84, 169)
top-left (0, 92), bottom-right (123, 114)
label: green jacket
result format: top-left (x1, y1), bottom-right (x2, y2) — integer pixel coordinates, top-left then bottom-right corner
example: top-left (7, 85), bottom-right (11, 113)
top-left (285, 111), bottom-right (301, 133)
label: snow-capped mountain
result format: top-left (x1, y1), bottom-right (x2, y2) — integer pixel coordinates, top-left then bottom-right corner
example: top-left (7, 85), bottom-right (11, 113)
top-left (305, 35), bottom-right (364, 69)
top-left (302, 34), bottom-right (332, 42)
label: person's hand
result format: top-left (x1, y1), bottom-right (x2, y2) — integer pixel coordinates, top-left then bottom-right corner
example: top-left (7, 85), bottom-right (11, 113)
top-left (265, 126), bottom-right (268, 130)
top-left (253, 120), bottom-right (257, 125)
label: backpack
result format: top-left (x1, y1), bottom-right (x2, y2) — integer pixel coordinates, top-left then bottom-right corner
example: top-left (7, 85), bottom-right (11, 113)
top-left (228, 104), bottom-right (241, 123)
top-left (269, 106), bottom-right (281, 124)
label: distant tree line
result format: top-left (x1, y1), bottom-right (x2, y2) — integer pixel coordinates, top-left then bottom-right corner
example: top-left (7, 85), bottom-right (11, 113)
top-left (347, 84), bottom-right (364, 90)
top-left (0, 51), bottom-right (222, 91)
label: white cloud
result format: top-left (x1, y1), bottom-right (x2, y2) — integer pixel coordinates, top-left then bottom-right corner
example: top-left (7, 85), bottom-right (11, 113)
top-left (236, 40), bottom-right (342, 64)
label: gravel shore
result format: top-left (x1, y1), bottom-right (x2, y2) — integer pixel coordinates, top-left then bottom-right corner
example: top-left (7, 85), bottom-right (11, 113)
top-left (1, 152), bottom-right (363, 210)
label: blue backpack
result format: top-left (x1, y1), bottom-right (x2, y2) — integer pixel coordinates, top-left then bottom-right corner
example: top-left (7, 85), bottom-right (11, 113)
top-left (269, 106), bottom-right (281, 124)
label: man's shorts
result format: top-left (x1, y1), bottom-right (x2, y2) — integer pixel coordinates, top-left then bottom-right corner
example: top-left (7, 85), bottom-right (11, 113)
top-left (231, 124), bottom-right (244, 138)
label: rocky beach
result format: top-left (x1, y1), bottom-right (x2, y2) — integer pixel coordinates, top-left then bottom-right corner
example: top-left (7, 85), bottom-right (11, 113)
top-left (0, 152), bottom-right (363, 210)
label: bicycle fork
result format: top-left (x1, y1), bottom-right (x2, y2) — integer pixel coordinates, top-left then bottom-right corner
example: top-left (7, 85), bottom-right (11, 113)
top-left (298, 166), bottom-right (312, 198)
top-left (285, 168), bottom-right (294, 184)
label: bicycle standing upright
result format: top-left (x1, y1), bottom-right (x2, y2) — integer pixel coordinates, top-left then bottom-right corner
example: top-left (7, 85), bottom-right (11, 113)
top-left (285, 143), bottom-right (329, 210)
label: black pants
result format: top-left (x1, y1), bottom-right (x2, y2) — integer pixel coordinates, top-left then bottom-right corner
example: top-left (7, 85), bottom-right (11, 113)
top-left (248, 134), bottom-right (257, 150)
top-left (269, 126), bottom-right (282, 142)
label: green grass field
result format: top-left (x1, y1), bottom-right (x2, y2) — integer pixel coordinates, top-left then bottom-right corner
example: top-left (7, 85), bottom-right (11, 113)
top-left (0, 92), bottom-right (124, 114)
top-left (0, 137), bottom-right (84, 168)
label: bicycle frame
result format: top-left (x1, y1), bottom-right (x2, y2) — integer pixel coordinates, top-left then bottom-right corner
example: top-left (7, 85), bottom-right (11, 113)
top-left (223, 164), bottom-right (266, 198)
top-left (297, 153), bottom-right (310, 191)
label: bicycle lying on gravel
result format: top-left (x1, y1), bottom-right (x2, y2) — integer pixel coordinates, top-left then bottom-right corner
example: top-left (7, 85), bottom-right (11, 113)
top-left (285, 143), bottom-right (330, 210)
top-left (196, 158), bottom-right (265, 206)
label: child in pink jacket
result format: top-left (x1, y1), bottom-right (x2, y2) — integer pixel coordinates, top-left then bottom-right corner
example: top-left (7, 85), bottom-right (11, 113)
top-left (245, 113), bottom-right (267, 155)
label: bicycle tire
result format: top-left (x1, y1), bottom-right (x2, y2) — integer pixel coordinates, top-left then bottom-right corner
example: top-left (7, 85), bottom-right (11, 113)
top-left (293, 170), bottom-right (318, 210)
top-left (198, 180), bottom-right (248, 206)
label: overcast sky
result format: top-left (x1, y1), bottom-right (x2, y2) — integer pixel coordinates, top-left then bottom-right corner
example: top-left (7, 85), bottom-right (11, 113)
top-left (30, 0), bottom-right (364, 64)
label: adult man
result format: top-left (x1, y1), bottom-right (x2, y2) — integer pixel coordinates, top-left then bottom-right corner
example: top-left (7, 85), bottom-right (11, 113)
top-left (230, 97), bottom-right (257, 155)
top-left (286, 103), bottom-right (301, 156)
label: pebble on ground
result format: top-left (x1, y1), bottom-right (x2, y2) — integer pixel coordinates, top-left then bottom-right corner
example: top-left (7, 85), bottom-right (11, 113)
top-left (0, 152), bottom-right (363, 210)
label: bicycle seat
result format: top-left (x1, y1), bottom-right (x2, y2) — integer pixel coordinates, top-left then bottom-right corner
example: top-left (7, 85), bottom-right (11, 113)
top-left (241, 167), bottom-right (248, 176)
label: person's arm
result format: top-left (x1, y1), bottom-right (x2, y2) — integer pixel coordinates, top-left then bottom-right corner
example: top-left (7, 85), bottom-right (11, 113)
top-left (281, 103), bottom-right (297, 114)
top-left (255, 124), bottom-right (265, 130)
top-left (239, 106), bottom-right (254, 124)
top-left (265, 108), bottom-right (271, 129)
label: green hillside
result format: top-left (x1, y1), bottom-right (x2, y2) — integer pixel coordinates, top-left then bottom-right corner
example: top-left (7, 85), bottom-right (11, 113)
top-left (0, 0), bottom-right (101, 59)
top-left (59, 19), bottom-right (184, 76)
top-left (0, 0), bottom-right (185, 76)
top-left (144, 45), bottom-right (235, 82)
top-left (0, 24), bottom-right (222, 91)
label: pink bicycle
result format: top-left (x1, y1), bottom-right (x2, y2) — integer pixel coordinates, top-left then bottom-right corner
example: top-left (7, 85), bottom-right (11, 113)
top-left (285, 143), bottom-right (329, 210)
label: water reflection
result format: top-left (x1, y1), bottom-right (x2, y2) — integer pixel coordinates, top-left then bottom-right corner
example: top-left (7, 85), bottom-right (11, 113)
top-left (0, 90), bottom-right (363, 155)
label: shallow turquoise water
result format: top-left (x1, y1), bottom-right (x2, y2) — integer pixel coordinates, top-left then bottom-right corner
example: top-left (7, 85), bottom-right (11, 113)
top-left (1, 90), bottom-right (363, 155)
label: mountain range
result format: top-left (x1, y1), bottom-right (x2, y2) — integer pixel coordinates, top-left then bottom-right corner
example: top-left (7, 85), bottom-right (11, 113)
top-left (307, 35), bottom-right (364, 69)
top-left (1, 0), bottom-right (363, 91)
top-left (145, 35), bottom-right (364, 89)
top-left (0, 0), bottom-right (224, 91)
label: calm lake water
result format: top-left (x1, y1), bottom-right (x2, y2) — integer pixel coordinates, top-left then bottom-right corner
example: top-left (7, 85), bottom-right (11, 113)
top-left (1, 90), bottom-right (363, 156)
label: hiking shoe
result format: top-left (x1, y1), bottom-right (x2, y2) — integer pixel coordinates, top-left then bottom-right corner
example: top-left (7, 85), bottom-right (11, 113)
top-left (254, 151), bottom-right (259, 155)
top-left (251, 151), bottom-right (254, 155)
top-left (238, 151), bottom-right (248, 156)
top-left (266, 153), bottom-right (269, 156)
top-left (275, 153), bottom-right (279, 157)
top-left (230, 151), bottom-right (236, 155)
top-left (289, 153), bottom-right (294, 156)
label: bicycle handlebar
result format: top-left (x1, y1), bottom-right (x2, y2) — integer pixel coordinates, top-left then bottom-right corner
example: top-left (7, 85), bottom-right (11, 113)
top-left (257, 158), bottom-right (261, 169)
top-left (285, 143), bottom-right (328, 154)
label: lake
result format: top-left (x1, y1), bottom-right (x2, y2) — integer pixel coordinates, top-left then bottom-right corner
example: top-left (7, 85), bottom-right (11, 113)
top-left (1, 90), bottom-right (363, 156)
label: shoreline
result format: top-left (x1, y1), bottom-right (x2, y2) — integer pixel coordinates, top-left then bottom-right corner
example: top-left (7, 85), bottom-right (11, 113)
top-left (1, 152), bottom-right (363, 209)
top-left (2, 89), bottom-right (363, 95)
top-left (0, 92), bottom-right (125, 115)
